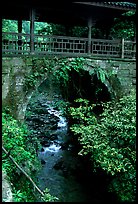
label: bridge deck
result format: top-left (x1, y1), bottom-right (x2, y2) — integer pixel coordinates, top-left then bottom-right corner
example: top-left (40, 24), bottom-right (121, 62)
top-left (2, 32), bottom-right (136, 59)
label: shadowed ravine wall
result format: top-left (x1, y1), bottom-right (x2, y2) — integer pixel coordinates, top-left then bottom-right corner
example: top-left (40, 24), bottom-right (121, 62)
top-left (2, 57), bottom-right (136, 122)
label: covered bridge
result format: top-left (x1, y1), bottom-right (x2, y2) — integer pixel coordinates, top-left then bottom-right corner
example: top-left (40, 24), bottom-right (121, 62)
top-left (2, 1), bottom-right (136, 58)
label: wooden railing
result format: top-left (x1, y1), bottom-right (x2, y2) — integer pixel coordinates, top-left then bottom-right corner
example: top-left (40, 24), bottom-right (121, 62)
top-left (2, 32), bottom-right (30, 54)
top-left (2, 32), bottom-right (136, 59)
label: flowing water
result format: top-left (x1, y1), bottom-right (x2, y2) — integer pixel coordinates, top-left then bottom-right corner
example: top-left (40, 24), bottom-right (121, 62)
top-left (36, 103), bottom-right (94, 202)
top-left (26, 95), bottom-right (117, 202)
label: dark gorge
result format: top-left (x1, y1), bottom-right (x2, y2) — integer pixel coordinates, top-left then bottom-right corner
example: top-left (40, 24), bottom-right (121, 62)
top-left (24, 69), bottom-right (118, 202)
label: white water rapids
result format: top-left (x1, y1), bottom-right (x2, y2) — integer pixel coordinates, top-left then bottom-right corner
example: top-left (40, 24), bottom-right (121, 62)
top-left (38, 103), bottom-right (67, 158)
top-left (42, 143), bottom-right (61, 153)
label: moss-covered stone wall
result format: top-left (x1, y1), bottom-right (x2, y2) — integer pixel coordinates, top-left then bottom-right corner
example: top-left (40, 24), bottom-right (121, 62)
top-left (2, 57), bottom-right (136, 121)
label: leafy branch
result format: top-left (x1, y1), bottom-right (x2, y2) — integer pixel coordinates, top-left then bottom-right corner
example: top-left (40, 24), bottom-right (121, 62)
top-left (2, 145), bottom-right (58, 202)
top-left (2, 146), bottom-right (44, 198)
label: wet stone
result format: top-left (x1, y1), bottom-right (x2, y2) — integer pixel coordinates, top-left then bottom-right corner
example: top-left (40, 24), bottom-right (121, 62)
top-left (41, 160), bottom-right (46, 165)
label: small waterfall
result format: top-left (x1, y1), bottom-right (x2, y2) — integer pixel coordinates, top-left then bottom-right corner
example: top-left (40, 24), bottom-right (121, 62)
top-left (43, 143), bottom-right (61, 153)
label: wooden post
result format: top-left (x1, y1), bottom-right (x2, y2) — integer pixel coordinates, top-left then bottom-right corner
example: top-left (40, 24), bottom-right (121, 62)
top-left (121, 38), bottom-right (124, 59)
top-left (30, 8), bottom-right (35, 54)
top-left (132, 28), bottom-right (136, 58)
top-left (87, 18), bottom-right (92, 54)
top-left (18, 19), bottom-right (22, 51)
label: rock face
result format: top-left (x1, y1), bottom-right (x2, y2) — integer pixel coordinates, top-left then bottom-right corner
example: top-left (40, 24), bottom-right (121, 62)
top-left (2, 172), bottom-right (13, 202)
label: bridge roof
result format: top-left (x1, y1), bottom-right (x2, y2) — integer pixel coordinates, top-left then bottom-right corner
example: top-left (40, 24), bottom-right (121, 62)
top-left (74, 2), bottom-right (136, 10)
top-left (2, 1), bottom-right (136, 26)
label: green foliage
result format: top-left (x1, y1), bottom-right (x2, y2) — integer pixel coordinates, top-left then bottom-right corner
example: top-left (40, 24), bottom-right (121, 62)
top-left (53, 100), bottom-right (70, 116)
top-left (52, 57), bottom-right (86, 100)
top-left (24, 58), bottom-right (52, 90)
top-left (91, 27), bottom-right (103, 39)
top-left (22, 21), bottom-right (30, 34)
top-left (37, 24), bottom-right (88, 37)
top-left (23, 57), bottom-right (114, 103)
top-left (2, 110), bottom-right (41, 201)
top-left (2, 110), bottom-right (57, 202)
top-left (110, 20), bottom-right (135, 40)
top-left (110, 11), bottom-right (136, 40)
top-left (25, 74), bottom-right (38, 89)
top-left (122, 11), bottom-right (135, 17)
top-left (35, 22), bottom-right (52, 35)
top-left (2, 112), bottom-right (38, 174)
top-left (13, 189), bottom-right (27, 202)
top-left (69, 26), bottom-right (88, 37)
top-left (37, 23), bottom-right (66, 36)
top-left (50, 23), bottom-right (66, 36)
top-left (2, 19), bottom-right (18, 41)
top-left (2, 10), bottom-right (135, 41)
top-left (12, 175), bottom-right (46, 202)
top-left (24, 57), bottom-right (87, 95)
top-left (2, 19), bottom-right (18, 33)
top-left (25, 57), bottom-right (113, 102)
top-left (88, 66), bottom-right (109, 83)
top-left (69, 98), bottom-right (96, 124)
top-left (69, 90), bottom-right (136, 202)
top-left (42, 188), bottom-right (59, 202)
top-left (54, 57), bottom-right (85, 86)
top-left (12, 184), bottom-right (35, 202)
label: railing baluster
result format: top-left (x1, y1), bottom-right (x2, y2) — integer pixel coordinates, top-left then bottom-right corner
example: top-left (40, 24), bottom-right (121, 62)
top-left (121, 38), bottom-right (124, 59)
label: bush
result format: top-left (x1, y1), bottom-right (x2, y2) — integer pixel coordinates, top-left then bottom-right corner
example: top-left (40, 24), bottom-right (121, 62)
top-left (2, 110), bottom-right (59, 202)
top-left (2, 110), bottom-right (41, 201)
top-left (69, 90), bottom-right (136, 202)
top-left (2, 111), bottom-right (40, 175)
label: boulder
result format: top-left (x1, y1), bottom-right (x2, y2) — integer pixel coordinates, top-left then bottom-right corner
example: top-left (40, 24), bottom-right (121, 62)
top-left (2, 171), bottom-right (13, 202)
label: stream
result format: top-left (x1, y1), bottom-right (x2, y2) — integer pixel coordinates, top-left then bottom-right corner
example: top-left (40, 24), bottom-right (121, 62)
top-left (36, 103), bottom-right (95, 202)
top-left (25, 92), bottom-right (117, 202)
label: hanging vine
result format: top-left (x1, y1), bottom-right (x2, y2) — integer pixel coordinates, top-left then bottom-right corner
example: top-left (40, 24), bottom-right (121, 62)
top-left (23, 56), bottom-right (116, 100)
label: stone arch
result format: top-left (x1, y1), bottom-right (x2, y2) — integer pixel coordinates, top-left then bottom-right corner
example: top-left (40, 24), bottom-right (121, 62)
top-left (17, 75), bottom-right (49, 122)
top-left (2, 57), bottom-right (135, 122)
top-left (24, 73), bottom-right (63, 122)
